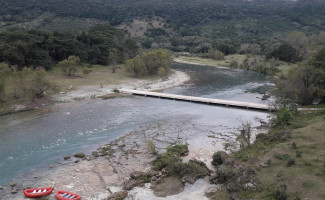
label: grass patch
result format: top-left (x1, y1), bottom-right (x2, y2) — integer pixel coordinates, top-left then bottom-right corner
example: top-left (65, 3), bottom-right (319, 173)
top-left (213, 111), bottom-right (325, 199)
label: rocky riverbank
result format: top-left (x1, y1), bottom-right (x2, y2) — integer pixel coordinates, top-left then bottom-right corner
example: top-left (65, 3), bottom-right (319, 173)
top-left (0, 114), bottom-right (268, 200)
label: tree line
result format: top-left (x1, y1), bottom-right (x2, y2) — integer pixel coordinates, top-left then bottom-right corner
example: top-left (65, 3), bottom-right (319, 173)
top-left (1, 0), bottom-right (325, 53)
top-left (0, 24), bottom-right (139, 70)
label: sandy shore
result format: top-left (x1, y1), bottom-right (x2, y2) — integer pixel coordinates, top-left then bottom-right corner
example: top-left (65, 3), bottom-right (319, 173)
top-left (53, 70), bottom-right (190, 103)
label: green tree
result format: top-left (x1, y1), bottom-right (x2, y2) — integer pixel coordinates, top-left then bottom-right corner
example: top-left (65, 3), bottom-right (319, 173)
top-left (207, 49), bottom-right (224, 60)
top-left (30, 70), bottom-right (51, 99)
top-left (12, 67), bottom-right (33, 98)
top-left (158, 67), bottom-right (168, 78)
top-left (126, 55), bottom-right (148, 77)
top-left (0, 63), bottom-right (10, 102)
top-left (313, 48), bottom-right (325, 69)
top-left (286, 32), bottom-right (309, 60)
top-left (268, 43), bottom-right (300, 62)
top-left (276, 65), bottom-right (325, 105)
top-left (58, 55), bottom-right (80, 76)
top-left (108, 49), bottom-right (119, 73)
top-left (126, 49), bottom-right (172, 77)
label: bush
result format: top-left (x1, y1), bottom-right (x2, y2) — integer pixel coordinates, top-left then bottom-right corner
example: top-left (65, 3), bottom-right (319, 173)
top-left (82, 68), bottom-right (92, 76)
top-left (166, 144), bottom-right (189, 156)
top-left (173, 160), bottom-right (210, 179)
top-left (63, 156), bottom-right (70, 160)
top-left (146, 140), bottom-right (157, 155)
top-left (74, 153), bottom-right (86, 159)
top-left (273, 184), bottom-right (287, 200)
top-left (296, 151), bottom-right (302, 158)
top-left (273, 153), bottom-right (290, 160)
top-left (275, 108), bottom-right (295, 126)
top-left (212, 151), bottom-right (227, 166)
top-left (210, 166), bottom-right (236, 184)
top-left (229, 60), bottom-right (238, 68)
top-left (152, 145), bottom-right (188, 170)
top-left (287, 158), bottom-right (296, 166)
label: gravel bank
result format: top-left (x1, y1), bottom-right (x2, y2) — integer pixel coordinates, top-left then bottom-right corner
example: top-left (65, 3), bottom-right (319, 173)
top-left (53, 70), bottom-right (190, 103)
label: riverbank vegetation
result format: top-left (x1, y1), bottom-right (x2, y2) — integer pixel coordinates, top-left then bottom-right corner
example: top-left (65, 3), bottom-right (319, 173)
top-left (175, 31), bottom-right (325, 106)
top-left (0, 24), bottom-right (175, 115)
top-left (208, 109), bottom-right (325, 200)
top-left (126, 49), bottom-right (172, 78)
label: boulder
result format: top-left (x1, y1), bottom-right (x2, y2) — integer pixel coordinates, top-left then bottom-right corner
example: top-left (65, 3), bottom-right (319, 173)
top-left (11, 188), bottom-right (18, 194)
top-left (123, 179), bottom-right (145, 190)
top-left (205, 185), bottom-right (219, 196)
top-left (107, 191), bottom-right (128, 200)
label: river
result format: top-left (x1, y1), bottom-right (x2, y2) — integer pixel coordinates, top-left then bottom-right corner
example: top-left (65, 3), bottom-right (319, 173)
top-left (0, 62), bottom-right (273, 186)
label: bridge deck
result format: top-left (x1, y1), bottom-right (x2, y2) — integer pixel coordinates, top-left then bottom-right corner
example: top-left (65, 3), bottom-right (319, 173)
top-left (118, 89), bottom-right (275, 111)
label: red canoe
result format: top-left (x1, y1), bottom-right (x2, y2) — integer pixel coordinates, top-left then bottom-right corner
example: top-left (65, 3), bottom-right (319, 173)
top-left (24, 187), bottom-right (53, 198)
top-left (56, 190), bottom-right (81, 200)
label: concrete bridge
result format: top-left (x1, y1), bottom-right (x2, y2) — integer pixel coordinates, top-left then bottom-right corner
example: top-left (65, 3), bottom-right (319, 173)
top-left (118, 89), bottom-right (275, 112)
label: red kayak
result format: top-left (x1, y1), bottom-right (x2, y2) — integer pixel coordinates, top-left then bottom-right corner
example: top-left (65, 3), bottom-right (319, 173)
top-left (56, 190), bottom-right (81, 200)
top-left (24, 187), bottom-right (53, 198)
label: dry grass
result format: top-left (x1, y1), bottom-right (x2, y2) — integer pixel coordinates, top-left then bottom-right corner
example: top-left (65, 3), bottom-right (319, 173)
top-left (47, 64), bottom-right (130, 92)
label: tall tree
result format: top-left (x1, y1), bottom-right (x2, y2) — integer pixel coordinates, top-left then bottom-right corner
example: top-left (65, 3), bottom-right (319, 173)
top-left (108, 49), bottom-right (119, 73)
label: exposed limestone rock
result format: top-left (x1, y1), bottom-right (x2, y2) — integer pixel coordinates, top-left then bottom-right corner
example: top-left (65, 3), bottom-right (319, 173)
top-left (107, 190), bottom-right (128, 200)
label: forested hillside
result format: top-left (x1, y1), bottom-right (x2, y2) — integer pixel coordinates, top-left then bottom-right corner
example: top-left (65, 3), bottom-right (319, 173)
top-left (1, 0), bottom-right (325, 51)
top-left (0, 25), bottom-right (139, 70)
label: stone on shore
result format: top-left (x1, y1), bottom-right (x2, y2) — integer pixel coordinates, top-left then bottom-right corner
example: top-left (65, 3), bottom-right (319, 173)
top-left (107, 190), bottom-right (128, 200)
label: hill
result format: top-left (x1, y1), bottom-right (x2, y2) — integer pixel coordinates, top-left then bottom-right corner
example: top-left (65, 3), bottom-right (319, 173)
top-left (1, 0), bottom-right (325, 51)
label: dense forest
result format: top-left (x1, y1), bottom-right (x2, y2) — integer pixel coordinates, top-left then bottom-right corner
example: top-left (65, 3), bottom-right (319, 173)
top-left (1, 0), bottom-right (325, 51)
top-left (0, 25), bottom-right (139, 70)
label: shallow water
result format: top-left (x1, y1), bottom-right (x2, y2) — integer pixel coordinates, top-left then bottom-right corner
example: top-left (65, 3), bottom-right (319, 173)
top-left (0, 63), bottom-right (273, 185)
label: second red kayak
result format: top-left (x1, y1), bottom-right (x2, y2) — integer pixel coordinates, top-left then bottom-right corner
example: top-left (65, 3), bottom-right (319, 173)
top-left (24, 187), bottom-right (53, 198)
top-left (56, 190), bottom-right (81, 200)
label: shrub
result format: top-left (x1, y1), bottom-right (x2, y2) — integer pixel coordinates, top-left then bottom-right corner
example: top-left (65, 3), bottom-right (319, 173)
top-left (173, 160), bottom-right (209, 179)
top-left (158, 67), bottom-right (168, 78)
top-left (273, 184), bottom-right (287, 200)
top-left (210, 166), bottom-right (236, 184)
top-left (74, 153), bottom-right (86, 159)
top-left (166, 144), bottom-right (189, 156)
top-left (287, 158), bottom-right (296, 166)
top-left (229, 60), bottom-right (238, 68)
top-left (63, 156), bottom-right (70, 160)
top-left (275, 108), bottom-right (295, 126)
top-left (146, 140), bottom-right (157, 155)
top-left (296, 151), bottom-right (302, 158)
top-left (82, 68), bottom-right (92, 76)
top-left (152, 145), bottom-right (188, 170)
top-left (212, 151), bottom-right (227, 166)
top-left (273, 153), bottom-right (290, 160)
